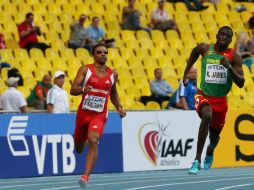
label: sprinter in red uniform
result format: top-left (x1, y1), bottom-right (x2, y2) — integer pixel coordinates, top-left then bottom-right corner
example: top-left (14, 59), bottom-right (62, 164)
top-left (70, 44), bottom-right (126, 188)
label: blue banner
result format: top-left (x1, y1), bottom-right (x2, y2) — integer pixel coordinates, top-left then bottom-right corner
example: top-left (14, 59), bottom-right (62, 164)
top-left (0, 112), bottom-right (123, 178)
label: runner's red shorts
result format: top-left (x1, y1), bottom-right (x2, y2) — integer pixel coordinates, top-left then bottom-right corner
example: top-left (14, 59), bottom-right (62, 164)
top-left (194, 91), bottom-right (228, 129)
top-left (74, 110), bottom-right (107, 144)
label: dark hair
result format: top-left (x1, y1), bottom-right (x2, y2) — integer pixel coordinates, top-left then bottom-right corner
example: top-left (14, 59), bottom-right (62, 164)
top-left (91, 43), bottom-right (107, 55)
top-left (92, 16), bottom-right (99, 22)
top-left (218, 26), bottom-right (233, 37)
top-left (26, 12), bottom-right (34, 19)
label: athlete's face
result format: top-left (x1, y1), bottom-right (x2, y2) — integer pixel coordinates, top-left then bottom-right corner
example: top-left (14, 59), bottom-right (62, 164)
top-left (93, 46), bottom-right (108, 65)
top-left (216, 28), bottom-right (233, 47)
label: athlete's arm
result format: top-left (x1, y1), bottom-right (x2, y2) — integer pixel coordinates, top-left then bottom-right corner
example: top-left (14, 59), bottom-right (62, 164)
top-left (220, 51), bottom-right (245, 88)
top-left (183, 43), bottom-right (208, 85)
top-left (110, 71), bottom-right (126, 118)
top-left (70, 65), bottom-right (92, 96)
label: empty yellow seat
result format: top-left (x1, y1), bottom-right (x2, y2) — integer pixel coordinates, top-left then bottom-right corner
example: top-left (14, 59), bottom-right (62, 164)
top-left (146, 101), bottom-right (161, 110)
top-left (50, 39), bottom-right (65, 49)
top-left (143, 57), bottom-right (158, 68)
top-left (175, 2), bottom-right (188, 12)
top-left (61, 4), bottom-right (76, 15)
top-left (5, 39), bottom-right (19, 49)
top-left (124, 39), bottom-right (139, 50)
top-left (134, 48), bottom-right (149, 59)
top-left (150, 48), bottom-right (165, 59)
top-left (51, 58), bottom-right (68, 71)
top-left (187, 12), bottom-right (201, 23)
top-left (45, 49), bottom-right (59, 59)
top-left (33, 4), bottom-right (47, 14)
top-left (166, 30), bottom-right (179, 40)
top-left (133, 76), bottom-right (149, 89)
top-left (36, 58), bottom-right (53, 72)
top-left (168, 38), bottom-right (183, 49)
top-left (47, 3), bottom-right (62, 14)
top-left (112, 58), bottom-right (129, 69)
top-left (90, 3), bottom-right (105, 16)
top-left (0, 49), bottom-right (14, 61)
top-left (59, 48), bottom-right (75, 60)
top-left (75, 48), bottom-right (90, 60)
top-left (130, 102), bottom-right (146, 110)
top-left (136, 30), bottom-right (150, 41)
top-left (21, 58), bottom-right (37, 72)
top-left (13, 49), bottom-right (29, 60)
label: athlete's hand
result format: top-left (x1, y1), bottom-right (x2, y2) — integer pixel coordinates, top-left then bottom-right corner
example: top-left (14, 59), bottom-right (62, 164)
top-left (117, 106), bottom-right (126, 118)
top-left (82, 85), bottom-right (92, 93)
top-left (220, 57), bottom-right (231, 69)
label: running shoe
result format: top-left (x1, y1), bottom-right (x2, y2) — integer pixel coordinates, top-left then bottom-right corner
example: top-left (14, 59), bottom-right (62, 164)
top-left (188, 160), bottom-right (201, 174)
top-left (79, 175), bottom-right (88, 188)
top-left (203, 155), bottom-right (213, 170)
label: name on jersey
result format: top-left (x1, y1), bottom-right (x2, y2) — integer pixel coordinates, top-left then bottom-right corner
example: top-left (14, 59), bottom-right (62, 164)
top-left (82, 95), bottom-right (106, 112)
top-left (91, 88), bottom-right (108, 95)
top-left (205, 64), bottom-right (228, 84)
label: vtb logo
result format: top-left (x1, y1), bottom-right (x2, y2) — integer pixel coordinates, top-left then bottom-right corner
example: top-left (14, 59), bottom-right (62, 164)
top-left (7, 116), bottom-right (29, 156)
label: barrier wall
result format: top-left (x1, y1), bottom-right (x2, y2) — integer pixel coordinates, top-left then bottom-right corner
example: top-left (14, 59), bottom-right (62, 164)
top-left (122, 111), bottom-right (206, 172)
top-left (0, 110), bottom-right (253, 178)
top-left (0, 113), bottom-right (123, 178)
top-left (213, 110), bottom-right (254, 168)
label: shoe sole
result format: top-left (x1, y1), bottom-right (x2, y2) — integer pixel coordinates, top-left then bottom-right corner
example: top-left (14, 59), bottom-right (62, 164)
top-left (188, 170), bottom-right (198, 175)
top-left (78, 179), bottom-right (87, 188)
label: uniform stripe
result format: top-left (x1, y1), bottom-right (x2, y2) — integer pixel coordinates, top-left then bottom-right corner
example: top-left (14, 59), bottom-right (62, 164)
top-left (110, 73), bottom-right (114, 85)
top-left (82, 68), bottom-right (92, 87)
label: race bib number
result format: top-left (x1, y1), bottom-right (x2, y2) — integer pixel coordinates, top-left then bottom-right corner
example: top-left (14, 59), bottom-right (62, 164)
top-left (82, 95), bottom-right (106, 112)
top-left (205, 64), bottom-right (228, 84)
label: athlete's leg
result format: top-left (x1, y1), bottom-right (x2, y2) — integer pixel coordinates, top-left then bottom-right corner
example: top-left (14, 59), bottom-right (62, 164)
top-left (203, 127), bottom-right (221, 170)
top-left (83, 117), bottom-right (106, 178)
top-left (74, 121), bottom-right (88, 154)
top-left (207, 127), bottom-right (221, 156)
top-left (84, 131), bottom-right (100, 177)
top-left (195, 103), bottom-right (212, 163)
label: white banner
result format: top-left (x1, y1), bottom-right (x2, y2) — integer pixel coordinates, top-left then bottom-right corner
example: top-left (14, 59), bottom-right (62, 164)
top-left (122, 111), bottom-right (208, 172)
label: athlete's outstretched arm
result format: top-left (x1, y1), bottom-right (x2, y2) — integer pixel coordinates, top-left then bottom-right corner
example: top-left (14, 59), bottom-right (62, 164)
top-left (70, 65), bottom-right (91, 96)
top-left (220, 52), bottom-right (245, 88)
top-left (183, 43), bottom-right (208, 85)
top-left (110, 71), bottom-right (126, 118)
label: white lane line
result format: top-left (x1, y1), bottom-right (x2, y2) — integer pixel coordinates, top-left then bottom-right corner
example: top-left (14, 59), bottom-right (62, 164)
top-left (0, 181), bottom-right (74, 189)
top-left (40, 186), bottom-right (79, 190)
top-left (214, 183), bottom-right (254, 190)
top-left (2, 170), bottom-right (254, 185)
top-left (1, 167), bottom-right (254, 183)
top-left (120, 176), bottom-right (254, 190)
top-left (2, 172), bottom-right (254, 189)
top-left (39, 175), bottom-right (254, 190)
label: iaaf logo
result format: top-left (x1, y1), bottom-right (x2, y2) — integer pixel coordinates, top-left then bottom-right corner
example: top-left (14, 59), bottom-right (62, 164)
top-left (138, 118), bottom-right (193, 166)
top-left (7, 116), bottom-right (76, 174)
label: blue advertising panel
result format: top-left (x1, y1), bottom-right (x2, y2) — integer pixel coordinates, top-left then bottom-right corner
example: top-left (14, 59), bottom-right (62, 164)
top-left (0, 112), bottom-right (123, 178)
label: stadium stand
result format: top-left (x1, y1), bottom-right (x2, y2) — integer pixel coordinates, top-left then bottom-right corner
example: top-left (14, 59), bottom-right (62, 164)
top-left (0, 0), bottom-right (253, 111)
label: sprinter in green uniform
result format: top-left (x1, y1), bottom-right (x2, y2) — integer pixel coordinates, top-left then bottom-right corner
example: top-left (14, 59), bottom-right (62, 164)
top-left (183, 26), bottom-right (245, 174)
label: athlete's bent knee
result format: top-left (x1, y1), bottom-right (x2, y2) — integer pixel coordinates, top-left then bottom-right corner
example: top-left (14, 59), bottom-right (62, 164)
top-left (202, 112), bottom-right (212, 124)
top-left (88, 138), bottom-right (99, 147)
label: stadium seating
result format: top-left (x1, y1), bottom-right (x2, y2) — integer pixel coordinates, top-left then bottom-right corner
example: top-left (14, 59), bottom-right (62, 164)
top-left (0, 0), bottom-right (253, 111)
